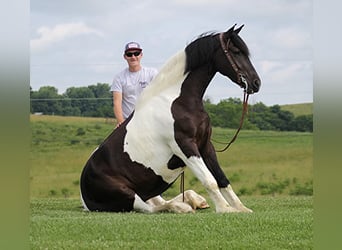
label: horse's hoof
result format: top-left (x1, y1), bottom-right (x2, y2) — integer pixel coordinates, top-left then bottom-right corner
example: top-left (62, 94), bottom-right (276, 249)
top-left (216, 206), bottom-right (239, 213)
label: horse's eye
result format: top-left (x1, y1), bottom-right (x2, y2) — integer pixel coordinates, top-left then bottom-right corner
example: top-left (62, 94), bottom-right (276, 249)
top-left (230, 45), bottom-right (240, 54)
top-left (232, 47), bottom-right (240, 54)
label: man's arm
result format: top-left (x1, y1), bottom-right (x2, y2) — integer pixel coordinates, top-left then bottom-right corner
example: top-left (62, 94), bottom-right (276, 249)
top-left (113, 91), bottom-right (125, 126)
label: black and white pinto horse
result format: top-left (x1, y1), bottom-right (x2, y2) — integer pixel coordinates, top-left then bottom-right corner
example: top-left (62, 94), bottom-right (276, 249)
top-left (80, 25), bottom-right (261, 213)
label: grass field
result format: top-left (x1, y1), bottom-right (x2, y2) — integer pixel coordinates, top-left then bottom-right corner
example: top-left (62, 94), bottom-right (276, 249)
top-left (281, 103), bottom-right (312, 117)
top-left (30, 115), bottom-right (312, 199)
top-left (30, 114), bottom-right (313, 249)
top-left (30, 197), bottom-right (313, 249)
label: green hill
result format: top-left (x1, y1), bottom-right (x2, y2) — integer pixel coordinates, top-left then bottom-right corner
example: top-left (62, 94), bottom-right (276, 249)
top-left (280, 103), bottom-right (313, 117)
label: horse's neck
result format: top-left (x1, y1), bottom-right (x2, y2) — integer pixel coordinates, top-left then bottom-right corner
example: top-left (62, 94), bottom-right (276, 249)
top-left (136, 51), bottom-right (215, 108)
top-left (180, 64), bottom-right (216, 100)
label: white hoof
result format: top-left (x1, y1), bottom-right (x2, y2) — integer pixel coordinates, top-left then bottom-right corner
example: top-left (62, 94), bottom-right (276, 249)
top-left (237, 206), bottom-right (253, 213)
top-left (166, 201), bottom-right (194, 213)
top-left (216, 206), bottom-right (240, 213)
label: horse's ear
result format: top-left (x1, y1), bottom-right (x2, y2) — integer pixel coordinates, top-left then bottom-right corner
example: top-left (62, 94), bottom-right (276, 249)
top-left (234, 24), bottom-right (244, 34)
top-left (225, 24), bottom-right (237, 37)
top-left (224, 24), bottom-right (244, 39)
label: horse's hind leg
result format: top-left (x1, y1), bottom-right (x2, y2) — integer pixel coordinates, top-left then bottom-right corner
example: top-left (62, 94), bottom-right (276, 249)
top-left (134, 195), bottom-right (194, 213)
top-left (146, 195), bottom-right (166, 206)
top-left (147, 191), bottom-right (209, 211)
top-left (133, 195), bottom-right (156, 213)
top-left (168, 190), bottom-right (209, 210)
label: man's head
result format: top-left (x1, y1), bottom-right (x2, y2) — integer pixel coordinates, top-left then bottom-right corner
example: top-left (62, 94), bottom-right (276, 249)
top-left (124, 42), bottom-right (143, 70)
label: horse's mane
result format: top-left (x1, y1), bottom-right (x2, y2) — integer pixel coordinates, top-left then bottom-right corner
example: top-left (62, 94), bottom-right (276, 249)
top-left (184, 32), bottom-right (219, 74)
top-left (135, 51), bottom-right (187, 107)
top-left (184, 31), bottom-right (250, 74)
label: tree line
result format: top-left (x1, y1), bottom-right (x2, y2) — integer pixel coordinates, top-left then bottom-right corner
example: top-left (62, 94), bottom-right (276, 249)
top-left (30, 83), bottom-right (312, 132)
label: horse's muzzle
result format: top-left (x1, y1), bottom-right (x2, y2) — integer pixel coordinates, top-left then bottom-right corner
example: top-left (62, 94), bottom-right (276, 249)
top-left (240, 75), bottom-right (261, 94)
top-left (249, 78), bottom-right (261, 94)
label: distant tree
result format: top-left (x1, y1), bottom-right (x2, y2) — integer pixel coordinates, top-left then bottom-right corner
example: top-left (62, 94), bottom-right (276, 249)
top-left (88, 83), bottom-right (111, 98)
top-left (291, 114), bottom-right (313, 132)
top-left (269, 105), bottom-right (295, 131)
top-left (206, 98), bottom-right (256, 129)
top-left (87, 83), bottom-right (113, 117)
top-left (30, 84), bottom-right (312, 132)
top-left (30, 86), bottom-right (63, 115)
top-left (248, 102), bottom-right (276, 130)
top-left (63, 86), bottom-right (95, 116)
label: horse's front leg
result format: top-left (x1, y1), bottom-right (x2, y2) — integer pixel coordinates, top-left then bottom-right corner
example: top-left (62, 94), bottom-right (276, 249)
top-left (184, 155), bottom-right (238, 213)
top-left (171, 141), bottom-right (238, 213)
top-left (220, 185), bottom-right (253, 213)
top-left (201, 142), bottom-right (253, 213)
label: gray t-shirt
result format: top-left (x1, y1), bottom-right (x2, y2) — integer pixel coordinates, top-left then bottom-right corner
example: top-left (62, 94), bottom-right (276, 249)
top-left (111, 67), bottom-right (158, 119)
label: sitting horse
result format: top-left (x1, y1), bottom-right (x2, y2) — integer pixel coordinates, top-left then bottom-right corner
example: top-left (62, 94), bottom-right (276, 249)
top-left (80, 25), bottom-right (261, 213)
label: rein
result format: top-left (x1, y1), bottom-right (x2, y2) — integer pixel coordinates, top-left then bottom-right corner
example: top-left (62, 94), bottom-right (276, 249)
top-left (215, 91), bottom-right (249, 152)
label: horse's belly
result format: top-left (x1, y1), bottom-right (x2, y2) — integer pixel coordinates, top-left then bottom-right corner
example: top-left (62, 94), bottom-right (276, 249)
top-left (124, 137), bottom-right (182, 183)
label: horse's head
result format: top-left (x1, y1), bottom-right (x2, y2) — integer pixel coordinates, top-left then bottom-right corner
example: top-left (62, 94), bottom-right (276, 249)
top-left (214, 25), bottom-right (261, 94)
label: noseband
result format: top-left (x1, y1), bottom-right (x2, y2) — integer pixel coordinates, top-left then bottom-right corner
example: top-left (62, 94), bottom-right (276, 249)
top-left (219, 33), bottom-right (249, 93)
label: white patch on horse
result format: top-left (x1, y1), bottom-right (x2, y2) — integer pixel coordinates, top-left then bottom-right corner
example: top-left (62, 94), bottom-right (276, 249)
top-left (147, 191), bottom-right (209, 210)
top-left (80, 191), bottom-right (89, 211)
top-left (124, 52), bottom-right (188, 183)
top-left (80, 147), bottom-right (99, 212)
top-left (220, 185), bottom-right (253, 212)
top-left (178, 155), bottom-right (238, 213)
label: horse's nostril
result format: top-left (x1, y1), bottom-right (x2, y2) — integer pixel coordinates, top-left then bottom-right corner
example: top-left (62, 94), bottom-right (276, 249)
top-left (253, 79), bottom-right (261, 89)
top-left (249, 79), bottom-right (260, 93)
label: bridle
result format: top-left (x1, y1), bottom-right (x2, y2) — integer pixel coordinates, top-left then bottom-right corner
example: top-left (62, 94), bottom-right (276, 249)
top-left (215, 32), bottom-right (250, 152)
top-left (219, 32), bottom-right (250, 92)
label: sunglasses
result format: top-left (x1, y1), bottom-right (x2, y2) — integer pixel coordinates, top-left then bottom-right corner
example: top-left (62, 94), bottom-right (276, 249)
top-left (125, 51), bottom-right (141, 57)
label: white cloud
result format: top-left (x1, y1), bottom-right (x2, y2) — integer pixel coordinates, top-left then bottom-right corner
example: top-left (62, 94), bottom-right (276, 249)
top-left (273, 27), bottom-right (311, 50)
top-left (172, 0), bottom-right (230, 5)
top-left (30, 22), bottom-right (103, 51)
top-left (259, 60), bottom-right (312, 84)
top-left (30, 0), bottom-right (313, 105)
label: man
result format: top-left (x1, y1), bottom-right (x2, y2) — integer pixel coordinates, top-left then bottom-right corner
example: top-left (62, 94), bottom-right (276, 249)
top-left (111, 42), bottom-right (158, 127)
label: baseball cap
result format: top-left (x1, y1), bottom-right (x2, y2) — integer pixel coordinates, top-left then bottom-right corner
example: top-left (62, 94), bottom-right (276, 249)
top-left (124, 42), bottom-right (142, 52)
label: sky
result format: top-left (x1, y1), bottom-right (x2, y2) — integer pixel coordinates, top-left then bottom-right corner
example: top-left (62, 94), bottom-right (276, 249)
top-left (30, 0), bottom-right (313, 105)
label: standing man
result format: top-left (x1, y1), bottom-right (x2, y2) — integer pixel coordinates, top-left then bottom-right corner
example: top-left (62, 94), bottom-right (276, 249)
top-left (111, 42), bottom-right (158, 127)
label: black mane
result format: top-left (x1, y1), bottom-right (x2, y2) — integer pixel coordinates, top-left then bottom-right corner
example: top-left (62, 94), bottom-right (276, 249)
top-left (184, 31), bottom-right (250, 74)
top-left (184, 33), bottom-right (219, 74)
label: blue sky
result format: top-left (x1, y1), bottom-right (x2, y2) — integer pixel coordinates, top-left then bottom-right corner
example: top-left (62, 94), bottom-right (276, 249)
top-left (30, 0), bottom-right (313, 105)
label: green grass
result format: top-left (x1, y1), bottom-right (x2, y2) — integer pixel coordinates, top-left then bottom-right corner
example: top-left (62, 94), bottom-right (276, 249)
top-left (30, 197), bottom-right (312, 249)
top-left (30, 115), bottom-right (313, 249)
top-left (30, 115), bottom-right (312, 199)
top-left (280, 103), bottom-right (312, 117)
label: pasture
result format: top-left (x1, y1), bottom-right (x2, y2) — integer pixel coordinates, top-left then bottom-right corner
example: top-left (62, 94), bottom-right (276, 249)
top-left (30, 197), bottom-right (312, 249)
top-left (280, 102), bottom-right (312, 117)
top-left (30, 114), bottom-right (313, 248)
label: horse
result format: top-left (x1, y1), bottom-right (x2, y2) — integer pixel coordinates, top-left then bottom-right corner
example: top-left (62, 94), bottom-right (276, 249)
top-left (80, 24), bottom-right (261, 213)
